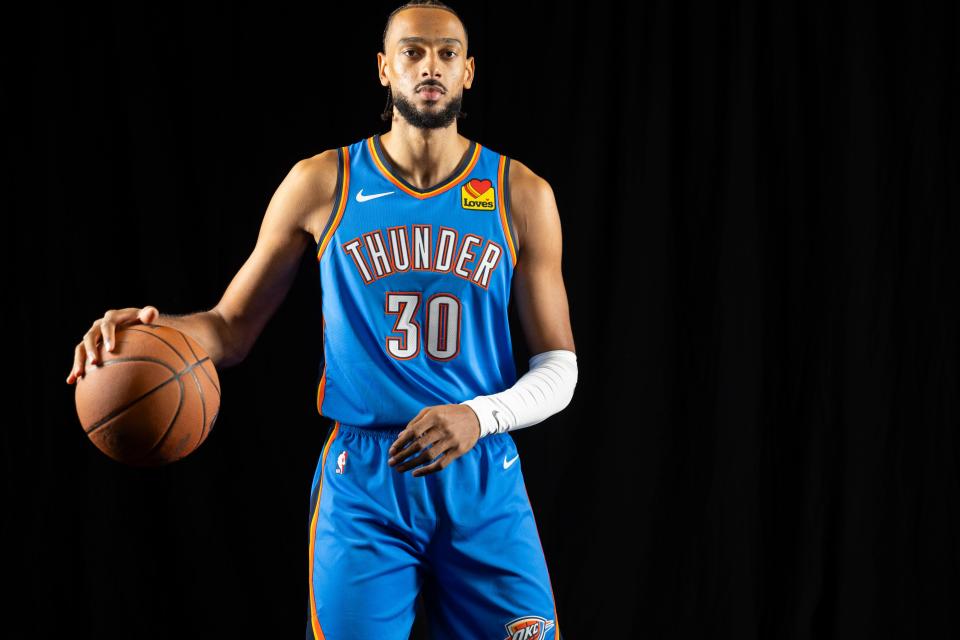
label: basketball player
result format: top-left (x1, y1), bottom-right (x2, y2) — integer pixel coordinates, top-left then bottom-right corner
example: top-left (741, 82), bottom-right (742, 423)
top-left (66, 1), bottom-right (577, 638)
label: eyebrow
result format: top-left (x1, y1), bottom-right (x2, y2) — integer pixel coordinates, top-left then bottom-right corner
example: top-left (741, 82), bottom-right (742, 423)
top-left (397, 37), bottom-right (463, 48)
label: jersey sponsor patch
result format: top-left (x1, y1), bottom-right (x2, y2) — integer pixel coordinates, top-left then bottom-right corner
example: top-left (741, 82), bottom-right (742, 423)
top-left (461, 178), bottom-right (496, 211)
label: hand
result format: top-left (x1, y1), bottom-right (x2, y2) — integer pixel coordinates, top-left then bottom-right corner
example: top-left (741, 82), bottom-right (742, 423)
top-left (387, 404), bottom-right (482, 477)
top-left (66, 306), bottom-right (160, 384)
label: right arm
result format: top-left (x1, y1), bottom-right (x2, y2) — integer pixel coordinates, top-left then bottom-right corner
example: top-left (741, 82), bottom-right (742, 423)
top-left (67, 149), bottom-right (339, 383)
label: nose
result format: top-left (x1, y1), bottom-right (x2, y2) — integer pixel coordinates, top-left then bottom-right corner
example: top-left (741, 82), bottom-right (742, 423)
top-left (419, 51), bottom-right (443, 79)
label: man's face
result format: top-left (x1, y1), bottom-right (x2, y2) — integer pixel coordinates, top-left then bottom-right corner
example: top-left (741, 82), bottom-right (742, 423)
top-left (379, 8), bottom-right (474, 130)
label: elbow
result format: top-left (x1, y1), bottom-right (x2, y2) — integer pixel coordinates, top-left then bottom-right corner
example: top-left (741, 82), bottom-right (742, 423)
top-left (561, 366), bottom-right (578, 411)
top-left (556, 351), bottom-right (578, 414)
top-left (531, 348), bottom-right (578, 415)
top-left (214, 348), bottom-right (245, 370)
top-left (209, 308), bottom-right (250, 369)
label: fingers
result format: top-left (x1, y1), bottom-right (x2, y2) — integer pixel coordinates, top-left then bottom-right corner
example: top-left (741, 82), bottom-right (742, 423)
top-left (101, 310), bottom-right (118, 353)
top-left (407, 406), bottom-right (429, 429)
top-left (101, 307), bottom-right (143, 354)
top-left (411, 444), bottom-right (455, 477)
top-left (67, 342), bottom-right (86, 384)
top-left (389, 408), bottom-right (430, 457)
top-left (66, 306), bottom-right (159, 385)
top-left (392, 435), bottom-right (453, 475)
top-left (388, 426), bottom-right (439, 467)
top-left (139, 305), bottom-right (159, 324)
top-left (69, 317), bottom-right (103, 383)
top-left (83, 319), bottom-right (103, 368)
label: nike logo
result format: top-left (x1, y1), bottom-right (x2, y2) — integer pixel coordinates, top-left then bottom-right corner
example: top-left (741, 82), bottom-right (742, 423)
top-left (503, 454), bottom-right (519, 469)
top-left (356, 189), bottom-right (394, 203)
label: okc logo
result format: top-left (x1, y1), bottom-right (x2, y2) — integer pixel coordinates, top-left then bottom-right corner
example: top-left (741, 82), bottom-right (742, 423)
top-left (336, 451), bottom-right (347, 474)
top-left (503, 615), bottom-right (555, 640)
top-left (461, 177), bottom-right (496, 211)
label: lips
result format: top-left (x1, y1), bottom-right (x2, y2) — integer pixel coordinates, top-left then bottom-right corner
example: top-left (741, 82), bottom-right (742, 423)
top-left (418, 87), bottom-right (444, 100)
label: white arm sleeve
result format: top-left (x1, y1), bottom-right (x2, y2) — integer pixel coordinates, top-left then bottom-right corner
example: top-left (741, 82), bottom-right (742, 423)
top-left (460, 349), bottom-right (578, 439)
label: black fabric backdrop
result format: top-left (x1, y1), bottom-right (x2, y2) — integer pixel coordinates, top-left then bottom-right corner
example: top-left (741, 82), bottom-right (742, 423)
top-left (4, 0), bottom-right (958, 637)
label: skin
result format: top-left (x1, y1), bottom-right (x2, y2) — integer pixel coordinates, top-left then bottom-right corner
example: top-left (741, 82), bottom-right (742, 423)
top-left (66, 6), bottom-right (576, 479)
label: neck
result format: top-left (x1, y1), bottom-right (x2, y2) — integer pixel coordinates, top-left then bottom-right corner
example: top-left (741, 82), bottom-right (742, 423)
top-left (379, 123), bottom-right (469, 190)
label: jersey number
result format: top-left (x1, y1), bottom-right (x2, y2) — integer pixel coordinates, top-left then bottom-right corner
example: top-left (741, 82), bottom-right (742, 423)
top-left (385, 291), bottom-right (461, 361)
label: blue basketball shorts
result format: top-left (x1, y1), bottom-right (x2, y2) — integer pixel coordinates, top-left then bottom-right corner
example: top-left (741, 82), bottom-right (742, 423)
top-left (306, 420), bottom-right (563, 640)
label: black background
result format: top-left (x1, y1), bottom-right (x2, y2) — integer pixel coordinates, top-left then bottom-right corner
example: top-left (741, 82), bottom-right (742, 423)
top-left (4, 0), bottom-right (959, 637)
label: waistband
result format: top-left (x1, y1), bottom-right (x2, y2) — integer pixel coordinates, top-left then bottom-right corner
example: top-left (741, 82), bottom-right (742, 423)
top-left (332, 420), bottom-right (510, 442)
top-left (335, 422), bottom-right (404, 440)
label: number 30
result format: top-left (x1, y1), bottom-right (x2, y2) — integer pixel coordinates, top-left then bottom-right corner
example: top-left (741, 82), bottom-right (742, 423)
top-left (385, 291), bottom-right (462, 361)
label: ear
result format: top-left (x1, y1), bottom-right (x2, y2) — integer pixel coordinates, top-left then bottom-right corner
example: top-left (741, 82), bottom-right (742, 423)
top-left (377, 52), bottom-right (389, 87)
top-left (463, 55), bottom-right (475, 90)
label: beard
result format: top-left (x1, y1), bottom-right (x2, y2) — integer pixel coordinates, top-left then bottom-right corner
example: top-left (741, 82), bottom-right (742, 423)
top-left (392, 88), bottom-right (464, 129)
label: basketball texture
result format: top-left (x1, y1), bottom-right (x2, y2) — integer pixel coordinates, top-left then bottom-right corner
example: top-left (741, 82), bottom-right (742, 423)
top-left (74, 323), bottom-right (221, 467)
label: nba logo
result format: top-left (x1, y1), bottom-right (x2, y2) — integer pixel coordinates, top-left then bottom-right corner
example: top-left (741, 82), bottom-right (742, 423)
top-left (336, 451), bottom-right (347, 474)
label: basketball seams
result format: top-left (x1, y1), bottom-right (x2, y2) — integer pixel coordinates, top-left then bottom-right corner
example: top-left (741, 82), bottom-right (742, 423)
top-left (181, 333), bottom-right (221, 446)
top-left (136, 370), bottom-right (187, 464)
top-left (83, 357), bottom-right (180, 434)
top-left (184, 356), bottom-right (208, 452)
top-left (198, 362), bottom-right (221, 398)
top-left (78, 324), bottom-right (221, 466)
top-left (125, 325), bottom-right (192, 366)
top-left (132, 323), bottom-right (220, 452)
top-left (182, 333), bottom-right (222, 396)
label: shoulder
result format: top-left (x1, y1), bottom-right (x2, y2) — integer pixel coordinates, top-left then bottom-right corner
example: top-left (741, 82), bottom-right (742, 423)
top-left (506, 158), bottom-right (559, 252)
top-left (507, 158), bottom-right (552, 197)
top-left (285, 149), bottom-right (342, 240)
top-left (294, 148), bottom-right (341, 197)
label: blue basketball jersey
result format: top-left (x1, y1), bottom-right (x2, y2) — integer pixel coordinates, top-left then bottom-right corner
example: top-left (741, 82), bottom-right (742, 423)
top-left (314, 133), bottom-right (520, 429)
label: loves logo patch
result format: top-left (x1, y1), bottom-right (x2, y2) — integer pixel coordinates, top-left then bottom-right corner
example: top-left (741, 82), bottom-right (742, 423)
top-left (461, 178), bottom-right (496, 211)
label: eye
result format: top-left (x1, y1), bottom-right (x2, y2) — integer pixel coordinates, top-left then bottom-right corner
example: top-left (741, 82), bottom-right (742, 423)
top-left (401, 49), bottom-right (457, 58)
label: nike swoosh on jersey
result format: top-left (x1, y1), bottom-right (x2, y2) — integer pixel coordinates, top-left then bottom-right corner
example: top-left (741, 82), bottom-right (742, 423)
top-left (503, 454), bottom-right (519, 469)
top-left (356, 189), bottom-right (395, 202)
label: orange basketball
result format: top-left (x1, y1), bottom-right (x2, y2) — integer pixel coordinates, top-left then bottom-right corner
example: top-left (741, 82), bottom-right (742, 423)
top-left (74, 323), bottom-right (221, 467)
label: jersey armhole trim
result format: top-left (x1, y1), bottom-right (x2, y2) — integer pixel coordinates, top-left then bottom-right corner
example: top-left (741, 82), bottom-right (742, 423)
top-left (316, 146), bottom-right (350, 261)
top-left (316, 313), bottom-right (328, 415)
top-left (498, 154), bottom-right (519, 267)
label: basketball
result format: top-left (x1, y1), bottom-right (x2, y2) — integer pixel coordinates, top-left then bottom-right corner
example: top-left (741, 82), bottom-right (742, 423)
top-left (74, 323), bottom-right (221, 467)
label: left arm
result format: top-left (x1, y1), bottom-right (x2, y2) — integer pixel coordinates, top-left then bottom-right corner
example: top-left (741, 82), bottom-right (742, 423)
top-left (387, 160), bottom-right (578, 475)
top-left (509, 160), bottom-right (577, 356)
top-left (457, 160), bottom-right (578, 439)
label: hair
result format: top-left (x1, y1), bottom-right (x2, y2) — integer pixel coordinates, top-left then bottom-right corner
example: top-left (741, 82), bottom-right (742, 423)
top-left (380, 0), bottom-right (469, 122)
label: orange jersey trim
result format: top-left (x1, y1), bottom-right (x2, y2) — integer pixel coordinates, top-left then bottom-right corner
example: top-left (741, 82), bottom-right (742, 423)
top-left (523, 481), bottom-right (561, 638)
top-left (367, 136), bottom-right (481, 200)
top-left (497, 154), bottom-right (518, 267)
top-left (316, 146), bottom-right (351, 262)
top-left (308, 420), bottom-right (341, 639)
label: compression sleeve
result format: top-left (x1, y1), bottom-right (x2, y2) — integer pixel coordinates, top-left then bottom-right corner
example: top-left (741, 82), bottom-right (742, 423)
top-left (460, 349), bottom-right (578, 439)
